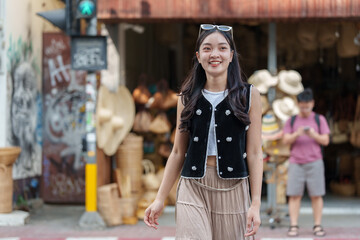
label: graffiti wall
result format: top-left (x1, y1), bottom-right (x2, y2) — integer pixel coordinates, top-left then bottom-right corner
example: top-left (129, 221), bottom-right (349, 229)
top-left (42, 33), bottom-right (87, 203)
top-left (6, 35), bottom-right (42, 179)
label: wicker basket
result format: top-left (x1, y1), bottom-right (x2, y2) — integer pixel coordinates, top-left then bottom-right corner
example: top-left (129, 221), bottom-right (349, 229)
top-left (98, 183), bottom-right (122, 226)
top-left (116, 134), bottom-right (144, 194)
top-left (0, 147), bottom-right (21, 213)
top-left (0, 147), bottom-right (21, 166)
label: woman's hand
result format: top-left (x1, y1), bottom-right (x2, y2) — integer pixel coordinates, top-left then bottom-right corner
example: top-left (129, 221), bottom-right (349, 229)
top-left (244, 205), bottom-right (261, 237)
top-left (143, 199), bottom-right (165, 229)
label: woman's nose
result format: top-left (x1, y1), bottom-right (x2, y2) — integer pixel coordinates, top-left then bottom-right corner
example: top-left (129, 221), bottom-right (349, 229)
top-left (210, 49), bottom-right (220, 57)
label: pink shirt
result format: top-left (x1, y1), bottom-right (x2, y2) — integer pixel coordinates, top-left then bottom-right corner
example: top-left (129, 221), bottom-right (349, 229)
top-left (283, 112), bottom-right (330, 164)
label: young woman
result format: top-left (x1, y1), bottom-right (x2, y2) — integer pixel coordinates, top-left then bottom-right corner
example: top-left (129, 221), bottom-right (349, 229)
top-left (144, 24), bottom-right (263, 240)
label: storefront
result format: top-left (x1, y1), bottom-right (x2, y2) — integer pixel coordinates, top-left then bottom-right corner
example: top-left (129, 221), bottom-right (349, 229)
top-left (96, 0), bottom-right (360, 199)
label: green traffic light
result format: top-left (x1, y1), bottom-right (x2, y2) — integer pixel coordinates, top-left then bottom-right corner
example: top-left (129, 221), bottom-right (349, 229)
top-left (78, 0), bottom-right (95, 17)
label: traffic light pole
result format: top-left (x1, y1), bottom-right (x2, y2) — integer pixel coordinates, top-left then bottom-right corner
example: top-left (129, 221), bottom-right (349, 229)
top-left (78, 16), bottom-right (106, 229)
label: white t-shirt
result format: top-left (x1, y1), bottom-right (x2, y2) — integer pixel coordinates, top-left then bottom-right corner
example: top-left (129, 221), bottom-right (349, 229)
top-left (201, 88), bottom-right (228, 156)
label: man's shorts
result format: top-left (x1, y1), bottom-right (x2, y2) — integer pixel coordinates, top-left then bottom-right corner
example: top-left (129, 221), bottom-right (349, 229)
top-left (287, 160), bottom-right (326, 197)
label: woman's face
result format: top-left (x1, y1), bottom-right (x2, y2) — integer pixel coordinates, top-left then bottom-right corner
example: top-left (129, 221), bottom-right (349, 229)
top-left (196, 31), bottom-right (233, 78)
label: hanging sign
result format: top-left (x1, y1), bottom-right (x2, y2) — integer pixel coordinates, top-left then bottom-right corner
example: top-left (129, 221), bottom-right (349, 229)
top-left (71, 36), bottom-right (107, 71)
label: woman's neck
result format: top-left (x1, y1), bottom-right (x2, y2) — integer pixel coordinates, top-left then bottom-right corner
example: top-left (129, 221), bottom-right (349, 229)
top-left (204, 73), bottom-right (227, 92)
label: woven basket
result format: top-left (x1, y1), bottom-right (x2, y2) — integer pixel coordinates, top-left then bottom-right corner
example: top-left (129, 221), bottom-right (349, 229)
top-left (0, 165), bottom-right (13, 213)
top-left (116, 134), bottom-right (144, 194)
top-left (0, 147), bottom-right (21, 166)
top-left (0, 147), bottom-right (21, 213)
top-left (98, 183), bottom-right (123, 226)
top-left (119, 197), bottom-right (137, 218)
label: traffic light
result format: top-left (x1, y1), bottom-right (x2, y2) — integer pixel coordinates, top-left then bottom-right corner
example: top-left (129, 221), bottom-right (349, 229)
top-left (76, 0), bottom-right (97, 19)
top-left (37, 0), bottom-right (80, 36)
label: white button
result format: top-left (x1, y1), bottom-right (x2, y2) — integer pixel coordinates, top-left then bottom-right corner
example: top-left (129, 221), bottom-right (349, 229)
top-left (194, 137), bottom-right (199, 142)
top-left (217, 140), bottom-right (220, 143)
top-left (243, 152), bottom-right (247, 158)
top-left (219, 172), bottom-right (223, 174)
top-left (214, 108), bottom-right (217, 111)
top-left (196, 109), bottom-right (202, 115)
top-left (218, 156), bottom-right (221, 159)
top-left (227, 167), bottom-right (233, 172)
top-left (215, 124), bottom-right (218, 127)
top-left (192, 166), bottom-right (197, 171)
top-left (225, 110), bottom-right (231, 115)
top-left (226, 137), bottom-right (232, 142)
top-left (185, 153), bottom-right (187, 157)
top-left (245, 125), bottom-right (250, 131)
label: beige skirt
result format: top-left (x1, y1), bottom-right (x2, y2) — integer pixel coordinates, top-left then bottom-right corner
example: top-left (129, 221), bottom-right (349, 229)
top-left (175, 165), bottom-right (254, 240)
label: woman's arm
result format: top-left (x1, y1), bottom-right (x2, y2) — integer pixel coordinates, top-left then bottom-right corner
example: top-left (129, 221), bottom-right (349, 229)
top-left (144, 96), bottom-right (189, 229)
top-left (244, 87), bottom-right (263, 237)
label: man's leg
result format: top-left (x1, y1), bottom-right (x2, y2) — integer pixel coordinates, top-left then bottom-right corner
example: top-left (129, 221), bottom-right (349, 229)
top-left (288, 196), bottom-right (302, 226)
top-left (311, 196), bottom-right (323, 225)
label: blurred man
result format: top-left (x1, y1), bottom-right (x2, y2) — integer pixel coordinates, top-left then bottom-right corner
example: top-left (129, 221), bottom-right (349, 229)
top-left (283, 88), bottom-right (330, 237)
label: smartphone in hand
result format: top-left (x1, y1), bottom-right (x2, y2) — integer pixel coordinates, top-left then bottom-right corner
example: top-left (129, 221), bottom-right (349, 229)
top-left (304, 126), bottom-right (310, 131)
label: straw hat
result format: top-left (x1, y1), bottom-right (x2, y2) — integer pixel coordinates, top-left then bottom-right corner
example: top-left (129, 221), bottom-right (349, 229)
top-left (248, 69), bottom-right (278, 94)
top-left (277, 70), bottom-right (304, 96)
top-left (263, 140), bottom-right (291, 157)
top-left (272, 97), bottom-right (300, 122)
top-left (318, 23), bottom-right (339, 49)
top-left (261, 95), bottom-right (270, 115)
top-left (96, 85), bottom-right (135, 156)
top-left (297, 23), bottom-right (318, 51)
top-left (262, 112), bottom-right (283, 141)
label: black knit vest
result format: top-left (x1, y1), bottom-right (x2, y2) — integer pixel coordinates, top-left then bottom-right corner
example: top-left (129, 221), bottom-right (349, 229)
top-left (181, 84), bottom-right (252, 179)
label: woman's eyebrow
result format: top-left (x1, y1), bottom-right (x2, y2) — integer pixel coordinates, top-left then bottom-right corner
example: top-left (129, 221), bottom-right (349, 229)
top-left (201, 42), bottom-right (228, 46)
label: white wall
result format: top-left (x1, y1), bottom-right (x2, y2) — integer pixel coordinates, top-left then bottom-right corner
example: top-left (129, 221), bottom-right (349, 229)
top-left (0, 0), bottom-right (6, 147)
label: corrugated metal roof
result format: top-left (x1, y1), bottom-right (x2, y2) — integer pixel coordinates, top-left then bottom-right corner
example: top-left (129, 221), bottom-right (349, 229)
top-left (98, 0), bottom-right (360, 22)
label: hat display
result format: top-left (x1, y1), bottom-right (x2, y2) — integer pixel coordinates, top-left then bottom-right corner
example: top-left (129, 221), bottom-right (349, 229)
top-left (277, 70), bottom-right (304, 96)
top-left (96, 85), bottom-right (135, 156)
top-left (248, 69), bottom-right (278, 94)
top-left (297, 23), bottom-right (318, 51)
top-left (263, 139), bottom-right (291, 157)
top-left (262, 112), bottom-right (283, 141)
top-left (272, 96), bottom-right (300, 122)
top-left (318, 23), bottom-right (339, 49)
top-left (149, 112), bottom-right (171, 134)
top-left (261, 95), bottom-right (270, 115)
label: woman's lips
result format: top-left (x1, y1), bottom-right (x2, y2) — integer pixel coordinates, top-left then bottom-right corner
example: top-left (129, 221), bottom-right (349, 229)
top-left (209, 61), bottom-right (221, 67)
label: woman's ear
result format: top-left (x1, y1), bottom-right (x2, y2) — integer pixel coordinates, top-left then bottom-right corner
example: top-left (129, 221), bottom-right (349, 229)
top-left (196, 51), bottom-right (201, 64)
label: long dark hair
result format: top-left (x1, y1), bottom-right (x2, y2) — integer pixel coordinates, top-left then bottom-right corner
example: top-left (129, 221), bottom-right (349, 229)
top-left (179, 28), bottom-right (250, 132)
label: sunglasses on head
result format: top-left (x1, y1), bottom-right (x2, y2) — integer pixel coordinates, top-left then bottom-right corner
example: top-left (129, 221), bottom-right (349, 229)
top-left (198, 24), bottom-right (233, 40)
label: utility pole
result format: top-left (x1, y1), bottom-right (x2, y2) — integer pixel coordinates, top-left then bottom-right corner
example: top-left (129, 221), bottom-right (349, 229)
top-left (77, 1), bottom-right (105, 229)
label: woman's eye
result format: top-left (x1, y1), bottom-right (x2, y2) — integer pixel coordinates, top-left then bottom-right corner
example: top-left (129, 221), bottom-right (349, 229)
top-left (221, 47), bottom-right (227, 50)
top-left (203, 47), bottom-right (211, 51)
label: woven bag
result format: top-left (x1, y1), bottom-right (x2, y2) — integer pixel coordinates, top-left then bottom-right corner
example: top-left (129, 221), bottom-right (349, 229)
top-left (142, 159), bottom-right (160, 191)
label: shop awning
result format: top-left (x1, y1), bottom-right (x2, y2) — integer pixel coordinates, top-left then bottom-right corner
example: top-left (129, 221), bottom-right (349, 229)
top-left (98, 0), bottom-right (360, 23)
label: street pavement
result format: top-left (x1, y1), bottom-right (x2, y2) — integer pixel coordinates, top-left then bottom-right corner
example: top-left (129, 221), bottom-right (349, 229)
top-left (0, 194), bottom-right (359, 240)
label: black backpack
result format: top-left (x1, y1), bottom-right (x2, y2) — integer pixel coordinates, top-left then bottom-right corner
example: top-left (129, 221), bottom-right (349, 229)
top-left (290, 114), bottom-right (324, 158)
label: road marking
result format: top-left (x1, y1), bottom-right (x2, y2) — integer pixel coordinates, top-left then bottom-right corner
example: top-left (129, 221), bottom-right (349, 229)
top-left (67, 238), bottom-right (118, 240)
top-left (262, 238), bottom-right (313, 240)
